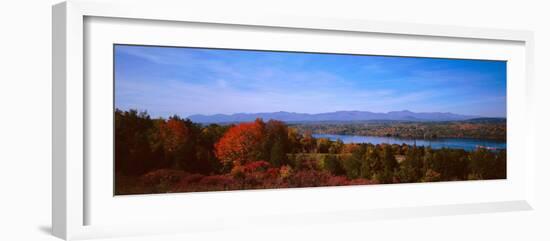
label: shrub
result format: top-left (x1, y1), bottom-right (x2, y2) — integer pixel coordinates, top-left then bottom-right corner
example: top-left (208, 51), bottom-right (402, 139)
top-left (349, 178), bottom-right (377, 185)
top-left (279, 165), bottom-right (292, 179)
top-left (179, 173), bottom-right (204, 185)
top-left (141, 169), bottom-right (187, 186)
top-left (289, 170), bottom-right (331, 187)
top-left (326, 176), bottom-right (349, 186)
top-left (198, 175), bottom-right (235, 187)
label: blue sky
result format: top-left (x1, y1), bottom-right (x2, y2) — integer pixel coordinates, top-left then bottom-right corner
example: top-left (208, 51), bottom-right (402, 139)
top-left (114, 45), bottom-right (506, 118)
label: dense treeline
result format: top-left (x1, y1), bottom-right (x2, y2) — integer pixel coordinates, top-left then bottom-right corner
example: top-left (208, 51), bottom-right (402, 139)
top-left (115, 109), bottom-right (506, 195)
top-left (292, 120), bottom-right (506, 140)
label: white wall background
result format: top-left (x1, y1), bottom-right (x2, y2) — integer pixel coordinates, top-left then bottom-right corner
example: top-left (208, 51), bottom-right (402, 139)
top-left (0, 0), bottom-right (548, 240)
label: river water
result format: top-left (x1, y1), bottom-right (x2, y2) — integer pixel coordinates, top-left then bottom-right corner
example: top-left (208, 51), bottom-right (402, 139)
top-left (313, 134), bottom-right (506, 151)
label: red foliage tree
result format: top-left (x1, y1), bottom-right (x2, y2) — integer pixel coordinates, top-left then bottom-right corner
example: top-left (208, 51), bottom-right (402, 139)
top-left (214, 119), bottom-right (265, 167)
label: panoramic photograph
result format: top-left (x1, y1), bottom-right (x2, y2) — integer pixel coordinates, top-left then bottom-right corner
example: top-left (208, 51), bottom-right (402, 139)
top-left (114, 44), bottom-right (507, 195)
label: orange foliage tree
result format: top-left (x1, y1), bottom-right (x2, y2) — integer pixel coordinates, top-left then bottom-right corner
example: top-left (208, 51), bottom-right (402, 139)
top-left (155, 116), bottom-right (192, 169)
top-left (214, 119), bottom-right (265, 167)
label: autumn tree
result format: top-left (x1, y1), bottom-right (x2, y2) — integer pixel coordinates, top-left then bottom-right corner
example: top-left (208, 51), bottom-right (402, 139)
top-left (300, 130), bottom-right (316, 153)
top-left (469, 148), bottom-right (505, 180)
top-left (287, 127), bottom-right (302, 153)
top-left (157, 116), bottom-right (194, 170)
top-left (196, 124), bottom-right (230, 174)
top-left (342, 144), bottom-right (367, 179)
top-left (363, 146), bottom-right (381, 180)
top-left (316, 138), bottom-right (331, 153)
top-left (147, 116), bottom-right (221, 174)
top-left (329, 139), bottom-right (344, 154)
top-left (376, 145), bottom-right (398, 183)
top-left (397, 146), bottom-right (424, 183)
top-left (214, 119), bottom-right (265, 168)
top-left (358, 145), bottom-right (376, 179)
top-left (263, 120), bottom-right (290, 166)
top-left (321, 154), bottom-right (345, 176)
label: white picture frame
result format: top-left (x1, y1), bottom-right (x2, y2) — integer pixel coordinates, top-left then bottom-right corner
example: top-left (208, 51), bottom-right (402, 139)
top-left (52, 0), bottom-right (535, 240)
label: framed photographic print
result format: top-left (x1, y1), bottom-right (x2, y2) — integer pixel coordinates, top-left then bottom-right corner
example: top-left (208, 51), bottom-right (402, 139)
top-left (52, 0), bottom-right (535, 240)
top-left (113, 44), bottom-right (508, 195)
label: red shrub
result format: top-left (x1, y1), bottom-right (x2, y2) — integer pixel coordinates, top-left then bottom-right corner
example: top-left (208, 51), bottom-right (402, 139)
top-left (326, 176), bottom-right (349, 186)
top-left (348, 178), bottom-right (378, 185)
top-left (265, 167), bottom-right (280, 179)
top-left (242, 160), bottom-right (270, 172)
top-left (289, 170), bottom-right (331, 187)
top-left (141, 169), bottom-right (187, 186)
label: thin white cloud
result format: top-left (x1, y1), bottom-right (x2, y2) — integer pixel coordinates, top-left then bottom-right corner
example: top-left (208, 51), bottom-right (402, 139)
top-left (115, 46), bottom-right (506, 118)
top-left (115, 75), bottom-right (442, 118)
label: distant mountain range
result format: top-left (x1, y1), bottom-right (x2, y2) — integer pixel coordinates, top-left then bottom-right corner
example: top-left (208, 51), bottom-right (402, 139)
top-left (187, 110), bottom-right (484, 123)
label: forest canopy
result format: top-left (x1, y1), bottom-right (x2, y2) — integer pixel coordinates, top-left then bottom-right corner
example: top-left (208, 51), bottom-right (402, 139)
top-left (115, 109), bottom-right (506, 195)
